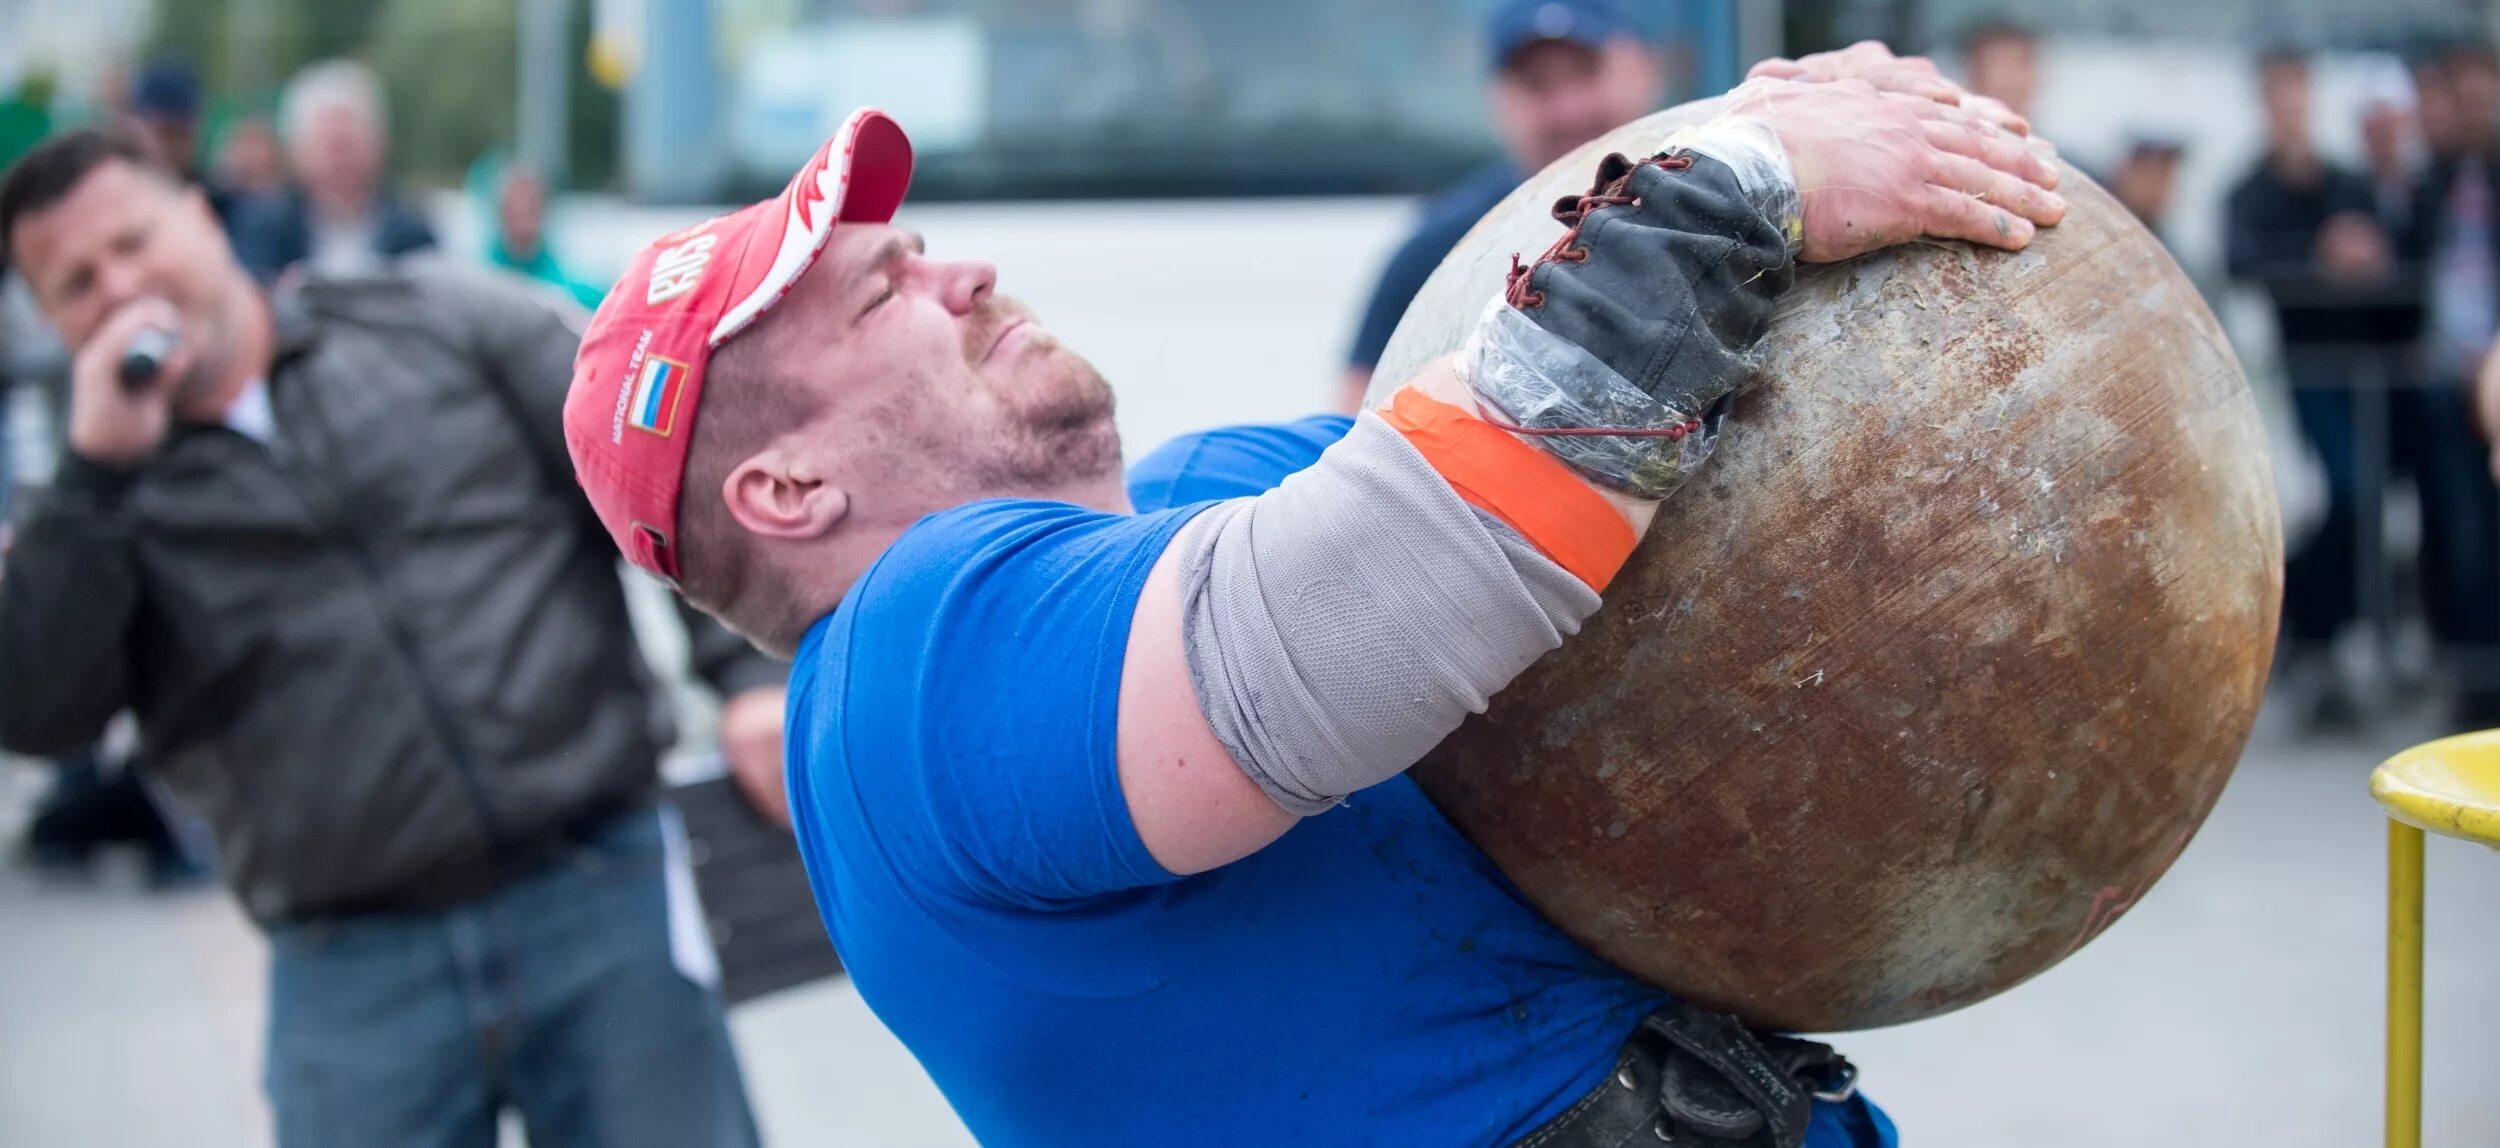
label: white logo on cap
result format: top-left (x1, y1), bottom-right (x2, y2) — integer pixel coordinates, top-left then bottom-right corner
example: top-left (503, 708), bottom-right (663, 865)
top-left (647, 234), bottom-right (719, 305)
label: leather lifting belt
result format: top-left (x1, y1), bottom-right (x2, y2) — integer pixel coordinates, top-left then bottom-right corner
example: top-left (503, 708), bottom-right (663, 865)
top-left (1509, 999), bottom-right (1859, 1148)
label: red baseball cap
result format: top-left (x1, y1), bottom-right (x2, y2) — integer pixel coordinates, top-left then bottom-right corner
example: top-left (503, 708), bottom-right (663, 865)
top-left (563, 107), bottom-right (914, 585)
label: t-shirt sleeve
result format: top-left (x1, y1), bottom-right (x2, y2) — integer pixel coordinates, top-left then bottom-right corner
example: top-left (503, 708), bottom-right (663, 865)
top-left (829, 499), bottom-right (1207, 908)
top-left (1124, 415), bottom-right (1354, 511)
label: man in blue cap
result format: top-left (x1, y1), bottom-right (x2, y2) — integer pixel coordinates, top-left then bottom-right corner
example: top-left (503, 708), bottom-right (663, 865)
top-left (1338, 0), bottom-right (1665, 409)
top-left (126, 59), bottom-right (240, 227)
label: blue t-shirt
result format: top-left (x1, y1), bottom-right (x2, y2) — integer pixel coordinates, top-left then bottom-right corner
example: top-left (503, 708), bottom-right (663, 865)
top-left (787, 415), bottom-right (1895, 1147)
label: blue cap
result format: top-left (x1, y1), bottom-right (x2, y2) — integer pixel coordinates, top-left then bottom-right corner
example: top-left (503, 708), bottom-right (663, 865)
top-left (131, 60), bottom-right (201, 122)
top-left (1487, 0), bottom-right (1637, 71)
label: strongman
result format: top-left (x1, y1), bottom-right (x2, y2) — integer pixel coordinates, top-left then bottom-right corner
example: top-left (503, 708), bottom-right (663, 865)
top-left (564, 49), bottom-right (2063, 1148)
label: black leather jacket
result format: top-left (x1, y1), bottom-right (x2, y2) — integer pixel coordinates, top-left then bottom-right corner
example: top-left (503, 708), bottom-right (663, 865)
top-left (0, 261), bottom-right (782, 924)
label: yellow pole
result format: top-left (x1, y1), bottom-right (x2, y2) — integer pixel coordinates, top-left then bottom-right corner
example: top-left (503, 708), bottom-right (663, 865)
top-left (2387, 819), bottom-right (2424, 1148)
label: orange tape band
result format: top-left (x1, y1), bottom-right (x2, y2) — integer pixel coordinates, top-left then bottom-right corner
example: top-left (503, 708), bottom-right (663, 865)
top-left (1379, 386), bottom-right (1637, 591)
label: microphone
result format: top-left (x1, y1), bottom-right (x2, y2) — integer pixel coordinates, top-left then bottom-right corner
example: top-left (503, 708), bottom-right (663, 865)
top-left (119, 327), bottom-right (179, 392)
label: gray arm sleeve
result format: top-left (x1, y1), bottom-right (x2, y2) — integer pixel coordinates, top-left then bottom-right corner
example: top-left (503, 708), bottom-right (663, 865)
top-left (1174, 412), bottom-right (1602, 816)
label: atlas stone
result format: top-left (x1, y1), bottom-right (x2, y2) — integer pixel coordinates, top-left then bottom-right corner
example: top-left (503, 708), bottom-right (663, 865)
top-left (1371, 103), bottom-right (2283, 1033)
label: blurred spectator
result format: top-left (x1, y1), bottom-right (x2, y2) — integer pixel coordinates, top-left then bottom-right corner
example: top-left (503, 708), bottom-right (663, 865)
top-left (477, 155), bottom-right (606, 309)
top-left (1339, 0), bottom-right (1662, 409)
top-left (211, 115), bottom-right (288, 202)
top-left (227, 59), bottom-right (436, 281)
top-left (1958, 17), bottom-right (2040, 122)
top-left (17, 743), bottom-right (203, 884)
top-left (2412, 49), bottom-right (2463, 162)
top-left (2110, 133), bottom-right (2187, 244)
top-left (124, 59), bottom-right (237, 224)
top-left (2398, 39), bottom-right (2500, 726)
top-left (2358, 56), bottom-right (2422, 231)
top-left (19, 58), bottom-right (237, 886)
top-left (2226, 46), bottom-right (2400, 731)
top-left (0, 70), bottom-right (56, 535)
top-left (0, 129), bottom-right (778, 1144)
top-left (0, 276), bottom-right (19, 530)
top-left (0, 72), bottom-right (56, 173)
top-left (0, 74), bottom-right (44, 527)
top-left (2418, 42), bottom-right (2500, 385)
top-left (2478, 344), bottom-right (2500, 477)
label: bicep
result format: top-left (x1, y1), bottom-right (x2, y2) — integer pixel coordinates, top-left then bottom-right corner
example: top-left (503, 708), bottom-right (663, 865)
top-left (1110, 363), bottom-right (1650, 878)
top-left (1114, 539), bottom-right (1298, 875)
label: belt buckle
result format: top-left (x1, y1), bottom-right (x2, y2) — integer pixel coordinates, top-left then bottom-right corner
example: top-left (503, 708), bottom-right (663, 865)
top-left (1803, 1058), bottom-right (1858, 1105)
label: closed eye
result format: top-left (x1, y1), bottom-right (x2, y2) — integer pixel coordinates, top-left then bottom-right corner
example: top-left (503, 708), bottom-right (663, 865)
top-left (856, 282), bottom-right (895, 321)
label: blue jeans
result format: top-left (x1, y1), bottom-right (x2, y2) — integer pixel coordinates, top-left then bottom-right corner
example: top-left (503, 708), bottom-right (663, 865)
top-left (263, 808), bottom-right (761, 1148)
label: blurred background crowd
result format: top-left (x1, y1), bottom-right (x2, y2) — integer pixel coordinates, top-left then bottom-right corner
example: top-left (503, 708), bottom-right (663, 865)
top-left (7, 1), bottom-right (2500, 1145)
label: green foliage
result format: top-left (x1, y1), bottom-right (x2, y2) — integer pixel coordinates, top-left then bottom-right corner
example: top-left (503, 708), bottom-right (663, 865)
top-left (143, 0), bottom-right (388, 96)
top-left (368, 0), bottom-right (518, 185)
top-left (139, 0), bottom-right (620, 191)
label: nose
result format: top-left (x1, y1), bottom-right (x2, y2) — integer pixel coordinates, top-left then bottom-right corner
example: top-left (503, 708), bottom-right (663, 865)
top-left (1558, 80), bottom-right (1610, 131)
top-left (93, 255), bottom-right (148, 311)
top-left (933, 257), bottom-right (996, 316)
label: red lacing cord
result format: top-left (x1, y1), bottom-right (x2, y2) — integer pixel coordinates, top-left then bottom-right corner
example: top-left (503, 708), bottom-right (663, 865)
top-left (1493, 153), bottom-right (1703, 441)
top-left (1503, 153), bottom-right (1692, 311)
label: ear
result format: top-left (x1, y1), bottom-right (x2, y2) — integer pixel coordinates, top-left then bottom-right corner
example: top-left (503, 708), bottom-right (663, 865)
top-left (724, 445), bottom-right (852, 541)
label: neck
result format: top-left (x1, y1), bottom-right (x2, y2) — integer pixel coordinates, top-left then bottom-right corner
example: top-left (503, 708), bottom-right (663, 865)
top-left (777, 464), bottom-right (1133, 649)
top-left (174, 288), bottom-right (275, 422)
top-left (309, 184), bottom-right (373, 223)
top-left (1030, 469), bottom-right (1133, 515)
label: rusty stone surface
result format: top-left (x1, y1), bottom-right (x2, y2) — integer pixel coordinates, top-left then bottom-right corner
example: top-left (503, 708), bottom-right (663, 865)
top-left (1369, 106), bottom-right (2283, 1033)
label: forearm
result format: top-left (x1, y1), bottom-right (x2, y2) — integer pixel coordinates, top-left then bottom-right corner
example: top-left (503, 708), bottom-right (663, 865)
top-left (0, 456), bottom-right (141, 754)
top-left (1175, 411), bottom-right (1599, 816)
top-left (1191, 129), bottom-right (1797, 816)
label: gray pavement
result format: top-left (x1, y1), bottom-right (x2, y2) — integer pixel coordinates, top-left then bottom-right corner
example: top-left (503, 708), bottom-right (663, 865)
top-left (4, 704), bottom-right (2495, 1147)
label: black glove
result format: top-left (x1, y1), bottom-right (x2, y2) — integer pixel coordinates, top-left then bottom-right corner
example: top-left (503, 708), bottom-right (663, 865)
top-left (1511, 149), bottom-right (1796, 420)
top-left (1474, 148), bottom-right (1796, 498)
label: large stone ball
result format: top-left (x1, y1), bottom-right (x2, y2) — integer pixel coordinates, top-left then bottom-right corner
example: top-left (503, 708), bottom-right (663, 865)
top-left (1370, 104), bottom-right (2281, 1032)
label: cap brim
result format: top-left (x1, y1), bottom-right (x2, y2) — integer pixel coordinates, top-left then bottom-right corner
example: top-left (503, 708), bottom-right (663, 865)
top-left (709, 107), bottom-right (916, 347)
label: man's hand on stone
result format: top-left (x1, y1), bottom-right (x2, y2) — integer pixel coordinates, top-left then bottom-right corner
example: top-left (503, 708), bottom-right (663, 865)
top-left (1727, 77), bottom-right (2067, 264)
top-left (1747, 40), bottom-right (2036, 141)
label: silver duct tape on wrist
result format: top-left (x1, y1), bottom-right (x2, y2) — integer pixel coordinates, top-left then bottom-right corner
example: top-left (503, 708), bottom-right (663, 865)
top-left (1662, 114), bottom-right (1804, 254)
top-left (1461, 299), bottom-right (1720, 500)
top-left (1175, 413), bottom-right (1602, 817)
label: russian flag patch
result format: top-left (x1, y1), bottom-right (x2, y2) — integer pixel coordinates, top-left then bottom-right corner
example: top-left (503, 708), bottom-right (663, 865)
top-left (627, 355), bottom-right (689, 437)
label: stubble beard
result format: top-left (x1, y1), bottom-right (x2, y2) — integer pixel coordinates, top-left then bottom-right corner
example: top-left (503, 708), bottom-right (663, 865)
top-left (984, 339), bottom-right (1122, 493)
top-left (960, 300), bottom-right (1122, 492)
